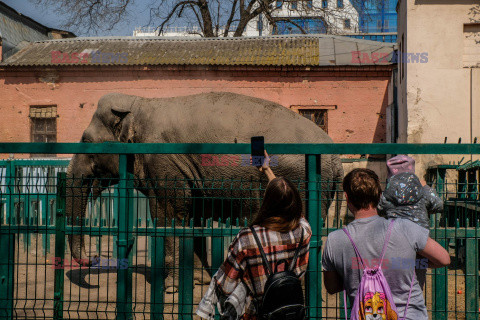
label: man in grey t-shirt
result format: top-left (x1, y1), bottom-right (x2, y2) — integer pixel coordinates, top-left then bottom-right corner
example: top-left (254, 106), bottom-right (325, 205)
top-left (322, 168), bottom-right (450, 320)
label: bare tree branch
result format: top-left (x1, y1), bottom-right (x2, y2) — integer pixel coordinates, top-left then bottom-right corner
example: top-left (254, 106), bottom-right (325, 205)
top-left (30, 0), bottom-right (384, 37)
top-left (223, 0), bottom-right (239, 37)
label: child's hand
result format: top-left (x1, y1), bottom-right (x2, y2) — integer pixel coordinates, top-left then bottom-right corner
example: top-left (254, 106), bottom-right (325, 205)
top-left (420, 180), bottom-right (427, 186)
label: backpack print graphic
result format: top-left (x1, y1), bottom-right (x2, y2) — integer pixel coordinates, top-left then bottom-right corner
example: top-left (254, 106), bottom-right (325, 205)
top-left (343, 219), bottom-right (415, 320)
top-left (359, 292), bottom-right (397, 320)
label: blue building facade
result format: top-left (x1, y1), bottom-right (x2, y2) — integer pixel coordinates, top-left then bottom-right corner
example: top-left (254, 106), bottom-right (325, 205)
top-left (271, 0), bottom-right (397, 42)
top-left (354, 0), bottom-right (397, 33)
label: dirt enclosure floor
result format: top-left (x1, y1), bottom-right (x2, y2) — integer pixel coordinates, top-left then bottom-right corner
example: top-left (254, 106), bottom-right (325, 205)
top-left (10, 235), bottom-right (478, 319)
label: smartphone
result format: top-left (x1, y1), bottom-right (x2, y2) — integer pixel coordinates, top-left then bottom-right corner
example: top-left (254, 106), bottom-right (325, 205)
top-left (251, 136), bottom-right (264, 166)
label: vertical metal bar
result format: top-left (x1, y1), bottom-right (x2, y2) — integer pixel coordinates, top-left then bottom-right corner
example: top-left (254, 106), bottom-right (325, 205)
top-left (465, 236), bottom-right (478, 320)
top-left (113, 186), bottom-right (119, 259)
top-left (117, 154), bottom-right (134, 320)
top-left (306, 154), bottom-right (320, 319)
top-left (5, 160), bottom-right (13, 226)
top-left (179, 228), bottom-right (194, 320)
top-left (42, 195), bottom-right (49, 255)
top-left (53, 172), bottom-right (66, 320)
top-left (433, 236), bottom-right (447, 319)
top-left (211, 222), bottom-right (224, 274)
top-left (0, 167), bottom-right (14, 320)
top-left (151, 236), bottom-right (165, 320)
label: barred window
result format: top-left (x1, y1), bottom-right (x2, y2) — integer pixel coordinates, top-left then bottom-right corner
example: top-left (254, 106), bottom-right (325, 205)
top-left (30, 106), bottom-right (57, 157)
top-left (290, 105), bottom-right (336, 133)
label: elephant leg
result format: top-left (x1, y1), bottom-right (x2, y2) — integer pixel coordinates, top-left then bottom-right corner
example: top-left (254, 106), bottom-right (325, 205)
top-left (149, 195), bottom-right (180, 293)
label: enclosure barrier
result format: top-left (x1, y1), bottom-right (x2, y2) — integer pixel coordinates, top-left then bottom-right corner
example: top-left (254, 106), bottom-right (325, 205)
top-left (0, 143), bottom-right (479, 320)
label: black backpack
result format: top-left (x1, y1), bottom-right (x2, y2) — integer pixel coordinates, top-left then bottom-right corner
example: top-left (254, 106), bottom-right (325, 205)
top-left (247, 226), bottom-right (306, 320)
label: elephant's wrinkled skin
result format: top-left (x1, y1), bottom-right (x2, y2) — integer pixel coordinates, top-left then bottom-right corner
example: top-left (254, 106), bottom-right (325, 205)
top-left (66, 92), bottom-right (343, 292)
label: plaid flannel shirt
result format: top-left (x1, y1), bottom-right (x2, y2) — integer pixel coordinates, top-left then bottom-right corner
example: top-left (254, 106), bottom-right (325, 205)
top-left (214, 217), bottom-right (312, 320)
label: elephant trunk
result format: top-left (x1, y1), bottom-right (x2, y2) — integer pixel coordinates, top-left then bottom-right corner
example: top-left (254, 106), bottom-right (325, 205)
top-left (65, 156), bottom-right (95, 266)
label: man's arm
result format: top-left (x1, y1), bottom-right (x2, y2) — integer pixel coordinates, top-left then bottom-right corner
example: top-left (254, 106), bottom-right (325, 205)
top-left (418, 237), bottom-right (451, 268)
top-left (323, 270), bottom-right (344, 294)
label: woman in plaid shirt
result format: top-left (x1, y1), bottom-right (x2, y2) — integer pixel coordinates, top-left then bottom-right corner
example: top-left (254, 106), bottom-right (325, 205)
top-left (198, 151), bottom-right (312, 320)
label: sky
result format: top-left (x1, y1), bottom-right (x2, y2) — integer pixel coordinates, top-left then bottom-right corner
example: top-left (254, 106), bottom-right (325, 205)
top-left (3, 0), bottom-right (155, 37)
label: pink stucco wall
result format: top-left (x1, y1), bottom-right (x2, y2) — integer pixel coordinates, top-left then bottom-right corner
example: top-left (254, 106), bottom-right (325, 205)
top-left (0, 66), bottom-right (390, 148)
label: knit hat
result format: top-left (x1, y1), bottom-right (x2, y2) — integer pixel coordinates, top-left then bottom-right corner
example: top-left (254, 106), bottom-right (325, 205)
top-left (387, 155), bottom-right (415, 178)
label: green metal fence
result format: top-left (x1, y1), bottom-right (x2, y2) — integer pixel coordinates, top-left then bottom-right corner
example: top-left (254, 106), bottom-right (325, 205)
top-left (0, 143), bottom-right (479, 320)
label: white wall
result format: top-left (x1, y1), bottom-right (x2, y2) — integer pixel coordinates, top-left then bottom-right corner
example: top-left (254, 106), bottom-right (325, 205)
top-left (397, 0), bottom-right (480, 173)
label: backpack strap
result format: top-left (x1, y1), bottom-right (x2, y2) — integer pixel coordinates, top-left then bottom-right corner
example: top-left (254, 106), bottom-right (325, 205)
top-left (379, 219), bottom-right (396, 266)
top-left (342, 227), bottom-right (366, 269)
top-left (249, 226), bottom-right (273, 276)
top-left (401, 271), bottom-right (416, 320)
top-left (244, 259), bottom-right (262, 314)
top-left (288, 228), bottom-right (304, 272)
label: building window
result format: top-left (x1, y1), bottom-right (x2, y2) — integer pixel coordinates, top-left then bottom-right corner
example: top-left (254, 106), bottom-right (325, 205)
top-left (322, 0), bottom-right (328, 8)
top-left (290, 1), bottom-right (298, 10)
top-left (30, 106), bottom-right (57, 157)
top-left (276, 1), bottom-right (283, 8)
top-left (290, 105), bottom-right (336, 133)
top-left (344, 19), bottom-right (351, 29)
top-left (377, 19), bottom-right (383, 32)
top-left (306, 0), bottom-right (313, 9)
top-left (337, 0), bottom-right (344, 8)
top-left (274, 18), bottom-right (327, 35)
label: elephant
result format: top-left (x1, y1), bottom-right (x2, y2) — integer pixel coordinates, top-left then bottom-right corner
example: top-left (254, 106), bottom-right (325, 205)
top-left (66, 91), bottom-right (343, 292)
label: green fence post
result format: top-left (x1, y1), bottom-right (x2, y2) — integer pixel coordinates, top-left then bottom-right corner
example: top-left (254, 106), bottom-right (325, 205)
top-left (0, 167), bottom-right (15, 320)
top-left (5, 160), bottom-right (13, 225)
top-left (306, 154), bottom-right (321, 319)
top-left (117, 154), bottom-right (134, 320)
top-left (54, 172), bottom-right (66, 320)
top-left (179, 222), bottom-right (194, 320)
top-left (465, 235), bottom-right (478, 320)
top-left (432, 224), bottom-right (448, 320)
top-left (151, 236), bottom-right (165, 320)
top-left (211, 221), bottom-right (224, 274)
top-left (113, 186), bottom-right (119, 259)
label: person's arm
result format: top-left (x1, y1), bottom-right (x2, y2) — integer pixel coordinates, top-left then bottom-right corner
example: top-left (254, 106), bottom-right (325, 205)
top-left (422, 183), bottom-right (444, 214)
top-left (321, 235), bottom-right (343, 294)
top-left (214, 231), bottom-right (247, 296)
top-left (323, 270), bottom-right (344, 294)
top-left (418, 237), bottom-right (451, 268)
top-left (253, 150), bottom-right (276, 182)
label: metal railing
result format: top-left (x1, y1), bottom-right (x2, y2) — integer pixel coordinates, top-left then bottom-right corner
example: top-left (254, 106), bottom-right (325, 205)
top-left (0, 143), bottom-right (479, 320)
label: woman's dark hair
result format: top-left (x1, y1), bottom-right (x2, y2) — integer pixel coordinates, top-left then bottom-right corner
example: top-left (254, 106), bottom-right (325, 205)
top-left (251, 177), bottom-right (303, 233)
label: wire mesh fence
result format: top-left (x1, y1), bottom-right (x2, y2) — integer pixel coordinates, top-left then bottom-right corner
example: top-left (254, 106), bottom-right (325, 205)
top-left (0, 143), bottom-right (479, 320)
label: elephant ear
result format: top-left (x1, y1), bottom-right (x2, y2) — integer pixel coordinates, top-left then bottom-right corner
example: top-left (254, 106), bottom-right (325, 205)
top-left (111, 106), bottom-right (135, 143)
top-left (111, 107), bottom-right (130, 119)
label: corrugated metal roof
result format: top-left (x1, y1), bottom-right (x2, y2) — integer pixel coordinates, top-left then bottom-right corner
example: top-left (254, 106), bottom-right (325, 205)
top-left (0, 1), bottom-right (75, 59)
top-left (1, 34), bottom-right (396, 67)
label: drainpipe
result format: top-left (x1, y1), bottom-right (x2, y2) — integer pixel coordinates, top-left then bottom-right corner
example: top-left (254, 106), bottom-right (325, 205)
top-left (470, 68), bottom-right (473, 161)
top-left (470, 68), bottom-right (473, 143)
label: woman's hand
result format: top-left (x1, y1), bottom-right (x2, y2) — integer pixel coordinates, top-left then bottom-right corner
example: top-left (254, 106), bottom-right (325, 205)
top-left (251, 150), bottom-right (276, 182)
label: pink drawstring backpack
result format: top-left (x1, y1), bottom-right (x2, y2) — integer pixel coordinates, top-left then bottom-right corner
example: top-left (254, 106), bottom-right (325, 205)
top-left (342, 220), bottom-right (415, 320)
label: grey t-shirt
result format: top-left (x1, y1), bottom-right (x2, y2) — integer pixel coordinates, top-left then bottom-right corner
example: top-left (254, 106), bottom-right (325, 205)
top-left (322, 215), bottom-right (429, 320)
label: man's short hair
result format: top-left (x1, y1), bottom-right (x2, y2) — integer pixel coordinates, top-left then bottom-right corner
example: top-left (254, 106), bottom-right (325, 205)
top-left (342, 168), bottom-right (382, 211)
